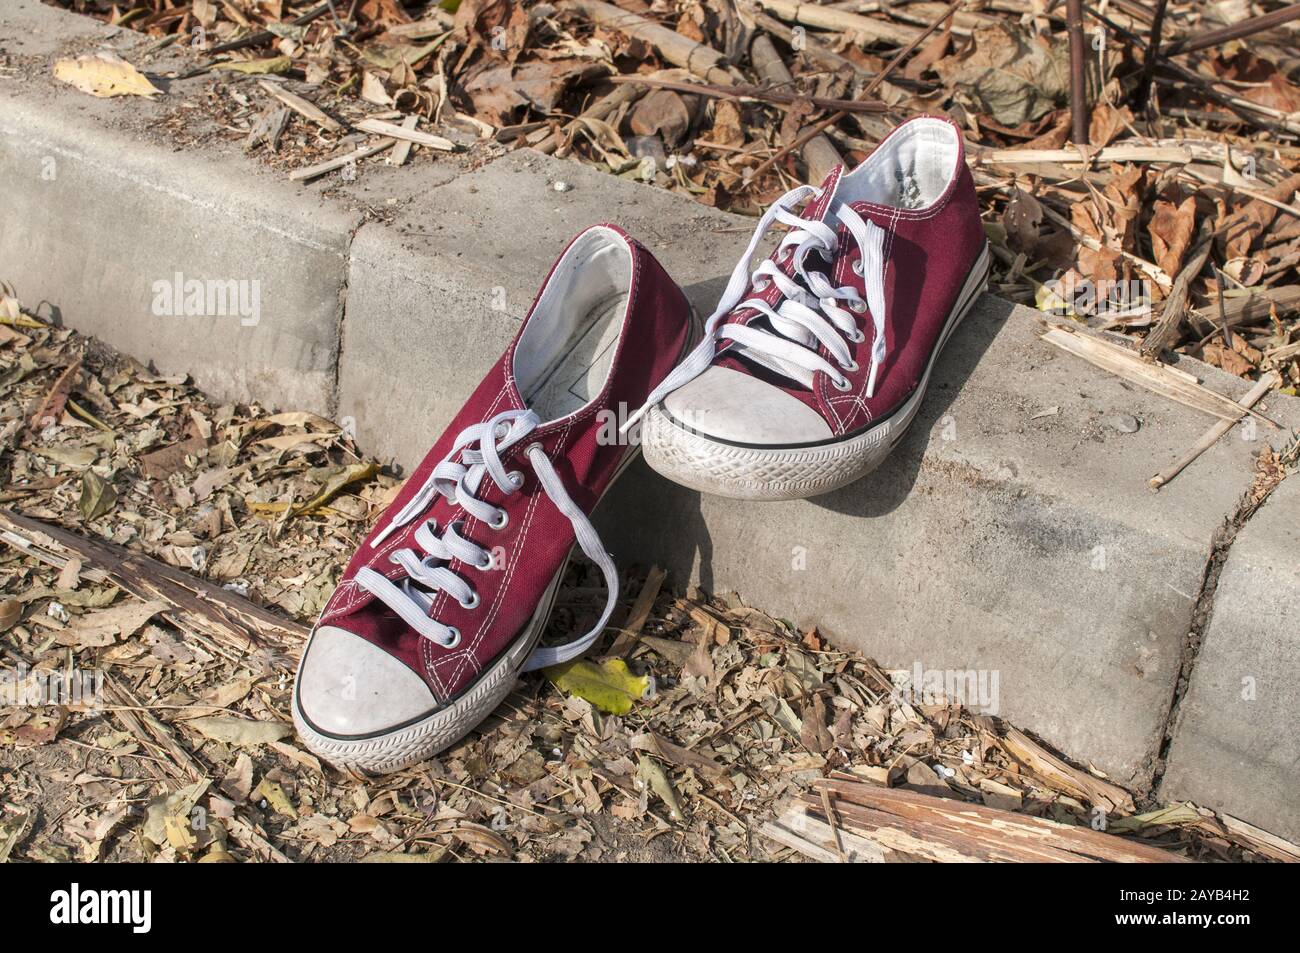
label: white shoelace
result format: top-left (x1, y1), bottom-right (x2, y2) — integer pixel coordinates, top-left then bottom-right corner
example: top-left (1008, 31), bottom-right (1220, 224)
top-left (356, 409), bottom-right (617, 672)
top-left (625, 184), bottom-right (887, 431)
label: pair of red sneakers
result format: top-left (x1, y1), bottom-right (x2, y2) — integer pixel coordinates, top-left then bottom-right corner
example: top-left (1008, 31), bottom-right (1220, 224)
top-left (293, 116), bottom-right (990, 772)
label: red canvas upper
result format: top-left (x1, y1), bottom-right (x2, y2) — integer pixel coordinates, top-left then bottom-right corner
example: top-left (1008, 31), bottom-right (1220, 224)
top-left (712, 116), bottom-right (985, 435)
top-left (316, 225), bottom-right (690, 701)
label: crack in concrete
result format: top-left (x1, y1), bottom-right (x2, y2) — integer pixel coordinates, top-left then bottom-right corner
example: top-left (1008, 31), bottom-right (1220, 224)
top-left (1148, 438), bottom-right (1299, 799)
top-left (328, 220), bottom-right (367, 422)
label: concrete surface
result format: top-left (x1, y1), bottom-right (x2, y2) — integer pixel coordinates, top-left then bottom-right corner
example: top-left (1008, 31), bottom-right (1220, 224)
top-left (339, 151), bottom-right (746, 463)
top-left (0, 0), bottom-right (359, 413)
top-left (3, 0), bottom-right (1300, 814)
top-left (1160, 476), bottom-right (1300, 842)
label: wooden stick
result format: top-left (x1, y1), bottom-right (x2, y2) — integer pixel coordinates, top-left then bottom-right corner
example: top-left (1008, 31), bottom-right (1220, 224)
top-left (208, 1), bottom-right (331, 55)
top-left (354, 118), bottom-right (456, 151)
top-left (389, 115), bottom-right (419, 166)
top-left (753, 0), bottom-right (922, 46)
top-left (1162, 2), bottom-right (1300, 57)
top-left (808, 778), bottom-right (1189, 862)
top-left (604, 75), bottom-right (889, 114)
top-left (559, 0), bottom-right (737, 86)
top-left (1040, 324), bottom-right (1279, 428)
top-left (258, 80), bottom-right (344, 132)
top-left (750, 34), bottom-right (843, 184)
top-left (1149, 373), bottom-right (1279, 490)
top-left (1133, 0), bottom-right (1169, 111)
top-left (289, 138), bottom-right (396, 181)
top-left (1188, 286), bottom-right (1300, 336)
top-left (1066, 0), bottom-right (1089, 145)
top-left (0, 509), bottom-right (307, 655)
top-left (606, 566), bottom-right (667, 657)
top-left (979, 144), bottom-right (1192, 166)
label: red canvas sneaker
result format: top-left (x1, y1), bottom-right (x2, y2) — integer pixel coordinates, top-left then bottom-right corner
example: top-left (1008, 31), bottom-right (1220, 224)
top-left (634, 116), bottom-right (989, 501)
top-left (293, 225), bottom-right (692, 773)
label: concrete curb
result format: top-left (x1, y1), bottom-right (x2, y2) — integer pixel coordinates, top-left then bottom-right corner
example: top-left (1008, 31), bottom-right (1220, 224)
top-left (3, 0), bottom-right (1298, 825)
top-left (1159, 475), bottom-right (1300, 843)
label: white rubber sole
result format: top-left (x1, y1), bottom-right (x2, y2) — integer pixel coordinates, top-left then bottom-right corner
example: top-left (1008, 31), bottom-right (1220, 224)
top-left (641, 244), bottom-right (991, 502)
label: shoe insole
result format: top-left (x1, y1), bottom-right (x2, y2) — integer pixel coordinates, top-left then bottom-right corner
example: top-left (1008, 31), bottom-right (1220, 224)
top-left (521, 292), bottom-right (626, 419)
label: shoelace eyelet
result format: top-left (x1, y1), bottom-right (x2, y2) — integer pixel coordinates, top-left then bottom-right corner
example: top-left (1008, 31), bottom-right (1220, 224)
top-left (489, 509), bottom-right (509, 531)
top-left (507, 470), bottom-right (525, 490)
top-left (459, 592), bottom-right (480, 610)
top-left (753, 277), bottom-right (772, 292)
top-left (847, 327), bottom-right (866, 342)
top-left (852, 260), bottom-right (864, 277)
top-left (475, 553), bottom-right (493, 571)
top-left (849, 299), bottom-right (867, 315)
top-left (832, 376), bottom-right (852, 392)
top-left (841, 359), bottom-right (860, 373)
top-left (777, 246), bottom-right (794, 264)
top-left (442, 626), bottom-right (461, 649)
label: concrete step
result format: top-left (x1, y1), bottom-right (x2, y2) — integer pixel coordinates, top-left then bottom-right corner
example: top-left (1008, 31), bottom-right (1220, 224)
top-left (3, 0), bottom-right (1298, 814)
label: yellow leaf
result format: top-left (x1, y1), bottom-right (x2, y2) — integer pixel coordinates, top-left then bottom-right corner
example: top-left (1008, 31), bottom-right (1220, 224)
top-left (253, 778), bottom-right (298, 818)
top-left (212, 56), bottom-right (292, 75)
top-left (544, 658), bottom-right (652, 715)
top-left (53, 53), bottom-right (160, 98)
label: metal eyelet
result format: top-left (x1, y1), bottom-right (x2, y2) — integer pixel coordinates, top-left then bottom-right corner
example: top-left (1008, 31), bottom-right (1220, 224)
top-left (442, 626), bottom-right (461, 649)
top-left (777, 246), bottom-right (793, 264)
top-left (507, 470), bottom-right (525, 490)
top-left (753, 277), bottom-right (772, 292)
top-left (476, 553), bottom-right (494, 571)
top-left (850, 299), bottom-right (867, 314)
top-left (459, 591), bottom-right (480, 610)
top-left (847, 328), bottom-right (866, 343)
top-left (832, 376), bottom-right (852, 392)
top-left (852, 260), bottom-right (864, 277)
top-left (841, 359), bottom-right (860, 373)
top-left (493, 422), bottom-right (510, 440)
top-left (489, 508), bottom-right (509, 530)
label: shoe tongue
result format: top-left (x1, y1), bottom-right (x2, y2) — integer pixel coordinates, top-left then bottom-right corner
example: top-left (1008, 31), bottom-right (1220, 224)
top-left (799, 164), bottom-right (845, 225)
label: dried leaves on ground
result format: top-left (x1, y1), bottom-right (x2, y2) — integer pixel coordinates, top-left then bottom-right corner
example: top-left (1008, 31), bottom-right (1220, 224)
top-left (1, 299), bottom-right (1293, 862)
top-left (39, 1), bottom-right (1300, 389)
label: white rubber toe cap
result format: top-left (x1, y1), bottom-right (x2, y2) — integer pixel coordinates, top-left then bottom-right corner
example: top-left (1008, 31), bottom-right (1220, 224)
top-left (296, 626), bottom-right (436, 737)
top-left (661, 366), bottom-right (833, 445)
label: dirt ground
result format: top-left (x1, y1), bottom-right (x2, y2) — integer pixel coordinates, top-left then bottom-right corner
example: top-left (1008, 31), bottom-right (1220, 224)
top-left (1, 293), bottom-right (1292, 863)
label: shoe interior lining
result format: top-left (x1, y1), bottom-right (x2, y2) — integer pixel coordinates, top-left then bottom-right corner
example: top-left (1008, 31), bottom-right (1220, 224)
top-left (514, 227), bottom-right (631, 420)
top-left (834, 117), bottom-right (960, 211)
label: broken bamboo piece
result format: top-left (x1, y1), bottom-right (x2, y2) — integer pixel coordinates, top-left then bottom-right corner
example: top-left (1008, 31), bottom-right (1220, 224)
top-left (354, 118), bottom-right (456, 151)
top-left (1039, 324), bottom-right (1280, 429)
top-left (750, 34), bottom-right (842, 184)
top-left (784, 777), bottom-right (1190, 863)
top-left (0, 509), bottom-right (308, 657)
top-left (559, 0), bottom-right (737, 86)
top-left (753, 0), bottom-right (922, 46)
top-left (1149, 373), bottom-right (1279, 490)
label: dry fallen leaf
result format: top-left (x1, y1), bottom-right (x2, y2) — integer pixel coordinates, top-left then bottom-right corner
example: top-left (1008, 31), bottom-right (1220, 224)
top-left (53, 53), bottom-right (160, 98)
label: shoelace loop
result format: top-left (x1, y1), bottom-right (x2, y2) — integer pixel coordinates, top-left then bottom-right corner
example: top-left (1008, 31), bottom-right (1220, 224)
top-left (356, 409), bottom-right (617, 671)
top-left (625, 184), bottom-right (887, 431)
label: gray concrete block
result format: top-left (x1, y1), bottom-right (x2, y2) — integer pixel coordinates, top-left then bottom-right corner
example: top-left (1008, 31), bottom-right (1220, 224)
top-left (337, 148), bottom-right (750, 464)
top-left (600, 300), bottom-right (1300, 788)
top-left (0, 0), bottom-right (358, 413)
top-left (1160, 476), bottom-right (1300, 842)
